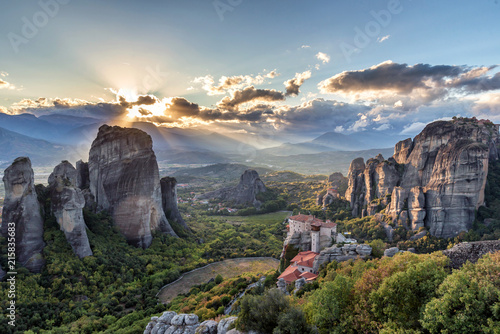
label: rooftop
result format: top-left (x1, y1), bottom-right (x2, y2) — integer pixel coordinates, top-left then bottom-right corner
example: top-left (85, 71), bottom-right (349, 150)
top-left (299, 272), bottom-right (319, 282)
top-left (278, 266), bottom-right (302, 284)
top-left (291, 251), bottom-right (318, 268)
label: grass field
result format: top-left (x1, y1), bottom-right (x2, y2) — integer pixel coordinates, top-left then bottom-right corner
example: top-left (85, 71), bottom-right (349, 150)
top-left (215, 211), bottom-right (292, 226)
top-left (158, 257), bottom-right (280, 303)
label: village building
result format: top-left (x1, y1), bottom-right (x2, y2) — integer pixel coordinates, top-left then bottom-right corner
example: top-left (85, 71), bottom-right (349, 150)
top-left (286, 214), bottom-right (337, 253)
top-left (278, 251), bottom-right (319, 284)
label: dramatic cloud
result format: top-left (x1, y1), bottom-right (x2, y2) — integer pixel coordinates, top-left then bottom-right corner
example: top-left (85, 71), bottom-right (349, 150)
top-left (471, 92), bottom-right (500, 122)
top-left (0, 78), bottom-right (15, 90)
top-left (217, 86), bottom-right (285, 110)
top-left (119, 94), bottom-right (159, 108)
top-left (319, 61), bottom-right (465, 94)
top-left (316, 52), bottom-right (330, 64)
top-left (449, 68), bottom-right (500, 92)
top-left (284, 71), bottom-right (312, 96)
top-left (194, 70), bottom-right (279, 96)
top-left (319, 61), bottom-right (500, 108)
top-left (377, 35), bottom-right (390, 43)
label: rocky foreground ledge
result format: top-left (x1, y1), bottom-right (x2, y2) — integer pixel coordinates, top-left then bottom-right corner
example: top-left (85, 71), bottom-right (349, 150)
top-left (144, 312), bottom-right (244, 334)
top-left (443, 240), bottom-right (500, 269)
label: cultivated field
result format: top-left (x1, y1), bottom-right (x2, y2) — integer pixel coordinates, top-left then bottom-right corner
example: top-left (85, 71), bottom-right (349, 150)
top-left (158, 257), bottom-right (279, 303)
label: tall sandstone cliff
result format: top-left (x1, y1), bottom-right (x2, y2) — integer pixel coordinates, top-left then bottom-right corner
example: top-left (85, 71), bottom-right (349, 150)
top-left (89, 125), bottom-right (177, 248)
top-left (345, 118), bottom-right (500, 238)
top-left (1, 157), bottom-right (45, 272)
top-left (48, 161), bottom-right (93, 258)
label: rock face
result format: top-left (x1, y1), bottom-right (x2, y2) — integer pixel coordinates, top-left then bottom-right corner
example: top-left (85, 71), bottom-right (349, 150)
top-left (48, 161), bottom-right (93, 258)
top-left (217, 317), bottom-right (237, 334)
top-left (76, 160), bottom-right (90, 189)
top-left (312, 244), bottom-right (372, 272)
top-left (196, 170), bottom-right (266, 206)
top-left (160, 177), bottom-right (188, 230)
top-left (346, 118), bottom-right (500, 238)
top-left (443, 240), bottom-right (500, 269)
top-left (384, 247), bottom-right (399, 257)
top-left (1, 157), bottom-right (45, 272)
top-left (88, 125), bottom-right (176, 248)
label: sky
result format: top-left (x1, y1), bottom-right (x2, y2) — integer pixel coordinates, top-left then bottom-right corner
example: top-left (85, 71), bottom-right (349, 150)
top-left (1, 0), bottom-right (500, 143)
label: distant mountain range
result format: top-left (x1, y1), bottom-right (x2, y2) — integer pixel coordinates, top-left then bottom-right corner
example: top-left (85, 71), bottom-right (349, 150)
top-left (0, 127), bottom-right (71, 167)
top-left (0, 111), bottom-right (400, 173)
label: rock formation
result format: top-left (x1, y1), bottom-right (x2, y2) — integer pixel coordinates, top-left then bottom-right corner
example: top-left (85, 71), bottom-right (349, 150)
top-left (217, 317), bottom-right (238, 334)
top-left (88, 125), bottom-right (176, 248)
top-left (345, 118), bottom-right (500, 238)
top-left (317, 172), bottom-right (349, 206)
top-left (143, 312), bottom-right (238, 334)
top-left (75, 160), bottom-right (90, 189)
top-left (160, 177), bottom-right (188, 230)
top-left (196, 170), bottom-right (266, 206)
top-left (383, 247), bottom-right (400, 257)
top-left (442, 240), bottom-right (500, 269)
top-left (48, 161), bottom-right (93, 258)
top-left (1, 157), bottom-right (45, 272)
top-left (312, 244), bottom-right (372, 272)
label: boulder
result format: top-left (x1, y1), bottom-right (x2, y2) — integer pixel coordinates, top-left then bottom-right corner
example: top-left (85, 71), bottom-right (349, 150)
top-left (409, 230), bottom-right (427, 241)
top-left (158, 311), bottom-right (177, 325)
top-left (184, 314), bottom-right (199, 326)
top-left (160, 177), bottom-right (188, 230)
top-left (195, 320), bottom-right (218, 334)
top-left (384, 247), bottom-right (399, 257)
top-left (171, 314), bottom-right (187, 326)
top-left (88, 125), bottom-right (177, 248)
top-left (48, 161), bottom-right (93, 258)
top-left (294, 277), bottom-right (306, 294)
top-left (277, 278), bottom-right (287, 293)
top-left (356, 244), bottom-right (372, 256)
top-left (1, 157), bottom-right (45, 272)
top-left (217, 317), bottom-right (237, 334)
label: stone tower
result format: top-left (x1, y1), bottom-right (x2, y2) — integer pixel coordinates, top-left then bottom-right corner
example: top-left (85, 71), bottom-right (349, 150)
top-left (311, 225), bottom-right (320, 253)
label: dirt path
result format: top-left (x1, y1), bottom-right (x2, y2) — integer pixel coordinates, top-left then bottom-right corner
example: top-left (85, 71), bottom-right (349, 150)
top-left (157, 257), bottom-right (279, 303)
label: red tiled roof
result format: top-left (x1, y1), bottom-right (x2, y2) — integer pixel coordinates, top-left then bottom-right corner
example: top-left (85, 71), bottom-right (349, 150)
top-left (278, 266), bottom-right (302, 284)
top-left (299, 272), bottom-right (318, 281)
top-left (291, 251), bottom-right (318, 268)
top-left (288, 214), bottom-right (337, 228)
